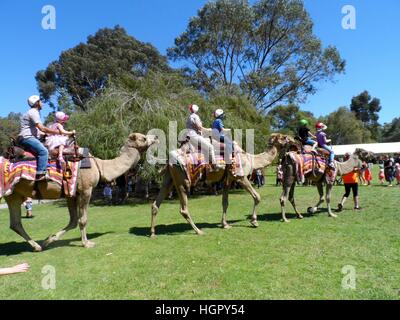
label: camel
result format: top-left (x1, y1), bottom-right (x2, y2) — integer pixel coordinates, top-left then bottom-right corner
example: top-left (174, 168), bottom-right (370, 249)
top-left (150, 133), bottom-right (295, 237)
top-left (279, 148), bottom-right (373, 222)
top-left (2, 133), bottom-right (158, 252)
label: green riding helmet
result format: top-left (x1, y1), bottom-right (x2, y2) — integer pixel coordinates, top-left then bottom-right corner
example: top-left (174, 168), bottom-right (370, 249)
top-left (299, 119), bottom-right (309, 126)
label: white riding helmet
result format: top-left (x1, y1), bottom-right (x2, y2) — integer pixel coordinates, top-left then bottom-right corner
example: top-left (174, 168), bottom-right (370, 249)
top-left (214, 109), bottom-right (224, 118)
top-left (189, 104), bottom-right (199, 113)
top-left (28, 95), bottom-right (41, 107)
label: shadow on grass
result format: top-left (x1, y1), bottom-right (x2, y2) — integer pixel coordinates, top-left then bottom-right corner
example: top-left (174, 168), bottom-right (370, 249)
top-left (0, 232), bottom-right (112, 256)
top-left (130, 220), bottom-right (243, 237)
top-left (256, 212), bottom-right (319, 222)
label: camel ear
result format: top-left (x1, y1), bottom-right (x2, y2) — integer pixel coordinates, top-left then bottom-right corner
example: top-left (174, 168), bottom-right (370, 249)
top-left (129, 133), bottom-right (137, 141)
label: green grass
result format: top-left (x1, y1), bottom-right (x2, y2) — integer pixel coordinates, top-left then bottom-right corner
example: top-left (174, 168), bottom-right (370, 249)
top-left (0, 168), bottom-right (399, 300)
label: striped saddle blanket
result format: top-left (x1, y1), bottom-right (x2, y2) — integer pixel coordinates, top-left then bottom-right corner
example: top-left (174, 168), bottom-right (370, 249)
top-left (289, 152), bottom-right (336, 184)
top-left (176, 151), bottom-right (244, 186)
top-left (0, 158), bottom-right (80, 198)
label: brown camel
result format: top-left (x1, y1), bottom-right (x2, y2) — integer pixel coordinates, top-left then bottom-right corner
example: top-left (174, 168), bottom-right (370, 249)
top-left (150, 133), bottom-right (295, 237)
top-left (279, 148), bottom-right (373, 222)
top-left (2, 133), bottom-right (158, 252)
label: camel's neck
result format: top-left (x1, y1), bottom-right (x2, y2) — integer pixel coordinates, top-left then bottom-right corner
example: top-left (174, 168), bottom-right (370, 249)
top-left (96, 145), bottom-right (140, 182)
top-left (251, 145), bottom-right (278, 170)
top-left (336, 156), bottom-right (361, 176)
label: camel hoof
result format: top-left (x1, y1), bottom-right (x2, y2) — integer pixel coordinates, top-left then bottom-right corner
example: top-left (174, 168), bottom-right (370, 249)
top-left (308, 207), bottom-right (318, 214)
top-left (42, 236), bottom-right (56, 248)
top-left (33, 245), bottom-right (43, 252)
top-left (197, 230), bottom-right (205, 236)
top-left (329, 213), bottom-right (338, 219)
top-left (282, 218), bottom-right (290, 223)
top-left (150, 233), bottom-right (157, 239)
top-left (83, 241), bottom-right (96, 248)
top-left (297, 215), bottom-right (304, 219)
top-left (222, 224), bottom-right (232, 230)
top-left (250, 220), bottom-right (259, 228)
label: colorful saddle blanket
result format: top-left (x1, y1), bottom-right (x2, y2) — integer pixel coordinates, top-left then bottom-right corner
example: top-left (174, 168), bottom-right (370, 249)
top-left (289, 152), bottom-right (336, 184)
top-left (0, 158), bottom-right (80, 198)
top-left (176, 151), bottom-right (244, 186)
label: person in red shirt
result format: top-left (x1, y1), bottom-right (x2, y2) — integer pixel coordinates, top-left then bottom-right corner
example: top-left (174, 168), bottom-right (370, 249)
top-left (338, 153), bottom-right (362, 211)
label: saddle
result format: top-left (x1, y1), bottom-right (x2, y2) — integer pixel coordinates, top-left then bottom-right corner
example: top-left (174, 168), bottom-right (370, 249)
top-left (302, 145), bottom-right (330, 158)
top-left (179, 136), bottom-right (234, 158)
top-left (3, 138), bottom-right (85, 164)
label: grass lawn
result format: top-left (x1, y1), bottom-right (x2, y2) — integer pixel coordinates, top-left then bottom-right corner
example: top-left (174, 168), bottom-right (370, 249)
top-left (0, 168), bottom-right (399, 300)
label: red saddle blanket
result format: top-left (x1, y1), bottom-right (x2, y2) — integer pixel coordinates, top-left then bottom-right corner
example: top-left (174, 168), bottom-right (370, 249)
top-left (176, 152), bottom-right (244, 186)
top-left (0, 157), bottom-right (80, 198)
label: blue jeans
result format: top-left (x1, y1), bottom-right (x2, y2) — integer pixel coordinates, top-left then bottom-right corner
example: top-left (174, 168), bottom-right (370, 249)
top-left (320, 144), bottom-right (334, 163)
top-left (19, 137), bottom-right (49, 174)
top-left (305, 138), bottom-right (317, 146)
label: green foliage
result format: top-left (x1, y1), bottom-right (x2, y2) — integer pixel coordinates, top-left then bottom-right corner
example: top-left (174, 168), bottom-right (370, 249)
top-left (168, 0), bottom-right (345, 111)
top-left (381, 118), bottom-right (400, 142)
top-left (68, 72), bottom-right (269, 182)
top-left (36, 26), bottom-right (170, 111)
top-left (322, 107), bottom-right (372, 145)
top-left (350, 91), bottom-right (382, 140)
top-left (0, 112), bottom-right (21, 154)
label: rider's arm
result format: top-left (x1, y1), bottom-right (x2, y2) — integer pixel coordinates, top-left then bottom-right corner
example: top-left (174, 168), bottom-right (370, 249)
top-left (36, 123), bottom-right (61, 135)
top-left (55, 123), bottom-right (75, 136)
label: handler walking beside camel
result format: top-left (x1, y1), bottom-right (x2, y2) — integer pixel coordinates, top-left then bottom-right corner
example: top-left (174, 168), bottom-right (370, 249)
top-left (18, 95), bottom-right (63, 181)
top-left (338, 153), bottom-right (362, 211)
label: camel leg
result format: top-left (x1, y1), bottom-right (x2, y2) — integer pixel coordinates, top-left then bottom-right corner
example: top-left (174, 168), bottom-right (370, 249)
top-left (308, 182), bottom-right (325, 214)
top-left (150, 170), bottom-right (173, 238)
top-left (77, 188), bottom-right (95, 248)
top-left (43, 197), bottom-right (78, 248)
top-left (221, 182), bottom-right (232, 229)
top-left (280, 183), bottom-right (292, 223)
top-left (326, 183), bottom-right (337, 218)
top-left (289, 183), bottom-right (303, 219)
top-left (176, 184), bottom-right (204, 235)
top-left (238, 177), bottom-right (260, 227)
top-left (6, 193), bottom-right (42, 252)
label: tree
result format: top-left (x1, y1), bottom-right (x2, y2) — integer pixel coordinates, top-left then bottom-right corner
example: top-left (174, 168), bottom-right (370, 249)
top-left (350, 90), bottom-right (382, 140)
top-left (0, 113), bottom-right (21, 154)
top-left (267, 104), bottom-right (316, 134)
top-left (168, 0), bottom-right (345, 111)
top-left (381, 118), bottom-right (400, 142)
top-left (68, 71), bottom-right (269, 183)
top-left (36, 26), bottom-right (170, 111)
top-left (323, 107), bottom-right (372, 145)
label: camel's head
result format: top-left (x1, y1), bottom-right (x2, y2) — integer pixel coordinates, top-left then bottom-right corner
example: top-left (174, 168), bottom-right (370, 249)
top-left (268, 133), bottom-right (296, 150)
top-left (354, 148), bottom-right (375, 162)
top-left (127, 133), bottom-right (159, 152)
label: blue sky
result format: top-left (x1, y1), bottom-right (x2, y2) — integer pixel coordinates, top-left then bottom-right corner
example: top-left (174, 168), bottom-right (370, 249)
top-left (0, 0), bottom-right (399, 124)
